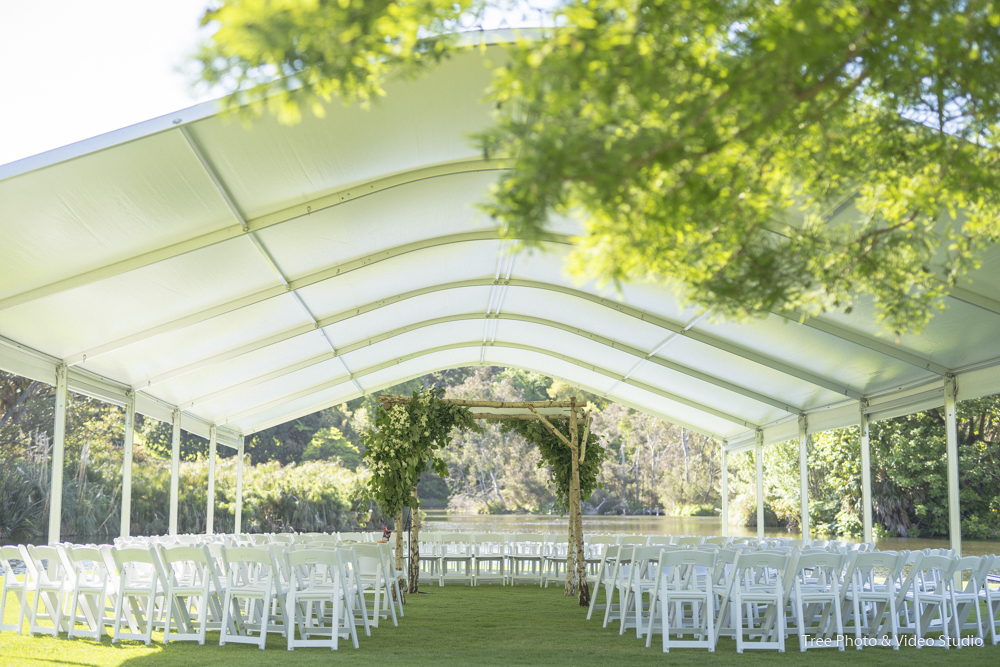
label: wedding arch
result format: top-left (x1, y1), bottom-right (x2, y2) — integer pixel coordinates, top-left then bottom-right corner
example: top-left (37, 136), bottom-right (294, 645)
top-left (361, 390), bottom-right (604, 606)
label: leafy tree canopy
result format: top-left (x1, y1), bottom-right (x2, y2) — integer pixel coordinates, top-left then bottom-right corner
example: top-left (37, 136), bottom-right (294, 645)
top-left (302, 425), bottom-right (362, 469)
top-left (196, 0), bottom-right (1000, 334)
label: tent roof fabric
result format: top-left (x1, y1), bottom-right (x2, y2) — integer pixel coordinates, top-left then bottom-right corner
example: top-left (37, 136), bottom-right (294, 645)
top-left (3, 34), bottom-right (1000, 451)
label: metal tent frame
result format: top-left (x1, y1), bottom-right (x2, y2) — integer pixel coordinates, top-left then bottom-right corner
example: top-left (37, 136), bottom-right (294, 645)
top-left (2, 31), bottom-right (999, 552)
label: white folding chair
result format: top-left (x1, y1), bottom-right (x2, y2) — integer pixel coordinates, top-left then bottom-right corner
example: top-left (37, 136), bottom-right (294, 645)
top-left (219, 545), bottom-right (289, 649)
top-left (336, 547), bottom-right (371, 637)
top-left (619, 545), bottom-right (661, 637)
top-left (439, 533), bottom-right (475, 586)
top-left (377, 542), bottom-right (405, 617)
top-left (472, 533), bottom-right (505, 585)
top-left (285, 548), bottom-right (356, 649)
top-left (508, 534), bottom-right (545, 586)
top-left (541, 534), bottom-right (569, 587)
top-left (842, 550), bottom-right (903, 649)
top-left (0, 545), bottom-right (33, 635)
top-left (602, 544), bottom-right (635, 628)
top-left (983, 555), bottom-right (1000, 645)
top-left (731, 551), bottom-right (793, 652)
top-left (651, 548), bottom-right (717, 652)
top-left (354, 543), bottom-right (397, 628)
top-left (910, 554), bottom-right (958, 648)
top-left (951, 555), bottom-right (989, 645)
top-left (159, 545), bottom-right (222, 645)
top-left (788, 551), bottom-right (845, 651)
top-left (586, 544), bottom-right (619, 621)
top-left (111, 545), bottom-right (168, 645)
top-left (64, 545), bottom-right (113, 639)
top-left (26, 544), bottom-right (72, 637)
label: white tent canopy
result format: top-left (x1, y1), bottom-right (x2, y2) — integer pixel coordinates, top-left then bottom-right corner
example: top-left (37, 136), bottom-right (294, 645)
top-left (2, 32), bottom-right (999, 547)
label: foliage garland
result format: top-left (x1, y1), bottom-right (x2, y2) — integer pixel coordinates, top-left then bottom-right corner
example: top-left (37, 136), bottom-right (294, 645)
top-left (500, 419), bottom-right (606, 512)
top-left (359, 388), bottom-right (482, 518)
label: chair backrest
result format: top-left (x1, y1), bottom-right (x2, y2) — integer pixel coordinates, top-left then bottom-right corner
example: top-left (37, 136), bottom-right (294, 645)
top-left (661, 548), bottom-right (717, 589)
top-left (111, 545), bottom-right (167, 591)
top-left (735, 551), bottom-right (792, 593)
top-left (792, 551), bottom-right (845, 592)
top-left (512, 534), bottom-right (543, 555)
top-left (158, 545), bottom-right (218, 590)
top-left (704, 536), bottom-right (729, 546)
top-left (0, 546), bottom-right (22, 582)
top-left (353, 544), bottom-right (385, 578)
top-left (26, 545), bottom-right (65, 586)
top-left (848, 550), bottom-right (902, 591)
top-left (676, 536), bottom-right (704, 547)
top-left (912, 554), bottom-right (957, 593)
top-left (65, 545), bottom-right (110, 587)
top-left (647, 535), bottom-right (674, 546)
top-left (620, 535), bottom-right (648, 546)
top-left (286, 548), bottom-right (340, 589)
top-left (954, 555), bottom-right (988, 594)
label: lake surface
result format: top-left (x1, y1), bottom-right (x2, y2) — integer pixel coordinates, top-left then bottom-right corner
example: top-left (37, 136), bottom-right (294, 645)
top-left (421, 511), bottom-right (1000, 556)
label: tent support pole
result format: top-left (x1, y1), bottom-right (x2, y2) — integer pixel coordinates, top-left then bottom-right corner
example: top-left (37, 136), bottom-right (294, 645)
top-left (798, 415), bottom-right (809, 541)
top-left (754, 429), bottom-right (764, 540)
top-left (235, 436), bottom-right (245, 534)
top-left (860, 401), bottom-right (873, 544)
top-left (168, 409), bottom-right (181, 536)
top-left (120, 390), bottom-right (135, 538)
top-left (206, 426), bottom-right (217, 535)
top-left (47, 364), bottom-right (68, 545)
top-left (720, 448), bottom-right (729, 537)
top-left (945, 376), bottom-right (961, 556)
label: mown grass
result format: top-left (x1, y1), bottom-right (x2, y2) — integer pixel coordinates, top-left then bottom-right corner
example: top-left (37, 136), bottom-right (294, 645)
top-left (1, 577), bottom-right (997, 666)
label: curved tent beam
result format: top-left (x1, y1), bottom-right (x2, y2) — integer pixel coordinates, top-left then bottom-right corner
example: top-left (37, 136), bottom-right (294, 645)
top-left (139, 274), bottom-right (862, 400)
top-left (179, 312), bottom-right (800, 414)
top-left (217, 340), bottom-right (761, 429)
top-left (0, 156), bottom-right (511, 315)
top-left (61, 232), bottom-right (522, 366)
top-left (242, 358), bottom-right (726, 440)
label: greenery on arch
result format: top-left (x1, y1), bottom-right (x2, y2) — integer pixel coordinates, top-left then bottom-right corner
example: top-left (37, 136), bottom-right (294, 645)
top-left (500, 419), bottom-right (607, 513)
top-left (359, 388), bottom-right (482, 518)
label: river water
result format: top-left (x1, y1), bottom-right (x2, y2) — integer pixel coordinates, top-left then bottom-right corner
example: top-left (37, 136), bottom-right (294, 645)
top-left (422, 511), bottom-right (1000, 556)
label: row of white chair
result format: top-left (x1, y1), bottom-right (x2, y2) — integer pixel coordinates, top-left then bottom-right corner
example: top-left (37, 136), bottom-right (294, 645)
top-left (587, 544), bottom-right (1000, 652)
top-left (406, 532), bottom-right (874, 587)
top-left (0, 539), bottom-right (406, 650)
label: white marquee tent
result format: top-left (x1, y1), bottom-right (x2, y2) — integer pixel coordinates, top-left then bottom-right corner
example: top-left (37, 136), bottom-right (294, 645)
top-left (2, 32), bottom-right (1000, 552)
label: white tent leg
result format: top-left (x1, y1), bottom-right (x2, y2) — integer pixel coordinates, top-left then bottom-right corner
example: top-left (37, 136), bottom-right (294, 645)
top-left (945, 376), bottom-right (961, 556)
top-left (47, 364), bottom-right (68, 545)
top-left (755, 429), bottom-right (764, 540)
top-left (235, 436), bottom-right (245, 534)
top-left (798, 415), bottom-right (809, 540)
top-left (860, 401), bottom-right (873, 544)
top-left (120, 390), bottom-right (135, 538)
top-left (206, 426), bottom-right (217, 535)
top-left (720, 448), bottom-right (729, 537)
top-left (168, 409), bottom-right (181, 536)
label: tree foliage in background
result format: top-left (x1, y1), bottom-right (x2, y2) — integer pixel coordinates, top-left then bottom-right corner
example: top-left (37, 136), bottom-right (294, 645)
top-left (196, 0), bottom-right (1000, 335)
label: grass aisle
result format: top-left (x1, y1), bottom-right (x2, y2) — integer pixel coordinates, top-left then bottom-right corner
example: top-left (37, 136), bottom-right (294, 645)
top-left (1, 581), bottom-right (998, 666)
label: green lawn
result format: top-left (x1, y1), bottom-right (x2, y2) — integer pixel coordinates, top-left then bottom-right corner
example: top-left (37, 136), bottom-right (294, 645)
top-left (1, 578), bottom-right (997, 666)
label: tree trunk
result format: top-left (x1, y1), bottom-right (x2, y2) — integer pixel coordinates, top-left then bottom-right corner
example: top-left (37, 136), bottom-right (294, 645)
top-left (408, 489), bottom-right (421, 593)
top-left (394, 511), bottom-right (406, 605)
top-left (564, 506), bottom-right (576, 596)
top-left (569, 398), bottom-right (590, 606)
